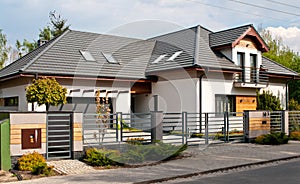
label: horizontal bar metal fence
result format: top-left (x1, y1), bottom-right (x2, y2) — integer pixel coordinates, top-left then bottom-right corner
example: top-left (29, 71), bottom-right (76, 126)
top-left (270, 111), bottom-right (283, 133)
top-left (162, 113), bottom-right (184, 145)
top-left (186, 113), bottom-right (204, 145)
top-left (204, 112), bottom-right (227, 144)
top-left (82, 113), bottom-right (120, 146)
top-left (121, 113), bottom-right (152, 143)
top-left (227, 112), bottom-right (244, 142)
top-left (288, 111), bottom-right (300, 133)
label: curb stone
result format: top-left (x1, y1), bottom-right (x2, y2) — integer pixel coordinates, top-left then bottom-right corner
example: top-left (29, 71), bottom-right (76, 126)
top-left (133, 155), bottom-right (300, 184)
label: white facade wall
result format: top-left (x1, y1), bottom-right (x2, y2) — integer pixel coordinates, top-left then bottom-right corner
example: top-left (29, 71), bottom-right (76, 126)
top-left (135, 70), bottom-right (198, 113)
top-left (0, 85), bottom-right (28, 111)
top-left (0, 78), bottom-right (132, 114)
top-left (201, 75), bottom-right (257, 113)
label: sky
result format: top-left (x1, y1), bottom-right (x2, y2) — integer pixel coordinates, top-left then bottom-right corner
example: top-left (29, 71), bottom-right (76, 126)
top-left (1, 0), bottom-right (300, 52)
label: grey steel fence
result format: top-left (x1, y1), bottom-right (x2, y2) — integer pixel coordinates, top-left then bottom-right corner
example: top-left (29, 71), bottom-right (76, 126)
top-left (82, 111), bottom-right (245, 147)
top-left (270, 111), bottom-right (283, 133)
top-left (162, 113), bottom-right (185, 145)
top-left (121, 113), bottom-right (152, 143)
top-left (288, 111), bottom-right (300, 133)
top-left (82, 113), bottom-right (120, 146)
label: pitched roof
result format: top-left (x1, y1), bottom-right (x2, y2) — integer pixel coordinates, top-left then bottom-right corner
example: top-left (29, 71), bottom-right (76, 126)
top-left (0, 30), bottom-right (155, 80)
top-left (209, 24), bottom-right (269, 52)
top-left (0, 25), bottom-right (297, 81)
top-left (146, 26), bottom-right (241, 73)
top-left (262, 56), bottom-right (299, 76)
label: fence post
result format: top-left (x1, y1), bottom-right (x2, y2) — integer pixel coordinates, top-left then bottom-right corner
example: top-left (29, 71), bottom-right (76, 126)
top-left (223, 112), bottom-right (227, 142)
top-left (226, 112), bottom-right (230, 142)
top-left (182, 112), bottom-right (188, 145)
top-left (116, 112), bottom-right (122, 142)
top-left (205, 113), bottom-right (209, 145)
top-left (281, 110), bottom-right (289, 135)
top-left (151, 111), bottom-right (163, 144)
top-left (199, 113), bottom-right (202, 134)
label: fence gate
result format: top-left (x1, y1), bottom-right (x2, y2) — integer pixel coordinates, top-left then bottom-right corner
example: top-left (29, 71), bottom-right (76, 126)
top-left (47, 113), bottom-right (72, 159)
top-left (270, 111), bottom-right (283, 133)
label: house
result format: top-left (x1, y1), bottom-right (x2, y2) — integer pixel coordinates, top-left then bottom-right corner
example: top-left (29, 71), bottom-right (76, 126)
top-left (0, 24), bottom-right (298, 114)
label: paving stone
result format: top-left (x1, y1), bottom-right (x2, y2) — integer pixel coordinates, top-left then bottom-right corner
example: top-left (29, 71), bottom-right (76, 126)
top-left (47, 160), bottom-right (96, 175)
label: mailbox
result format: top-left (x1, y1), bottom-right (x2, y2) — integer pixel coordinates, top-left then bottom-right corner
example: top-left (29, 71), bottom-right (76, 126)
top-left (21, 129), bottom-right (41, 149)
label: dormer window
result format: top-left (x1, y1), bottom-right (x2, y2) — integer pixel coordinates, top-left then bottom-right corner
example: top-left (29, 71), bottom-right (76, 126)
top-left (79, 50), bottom-right (96, 61)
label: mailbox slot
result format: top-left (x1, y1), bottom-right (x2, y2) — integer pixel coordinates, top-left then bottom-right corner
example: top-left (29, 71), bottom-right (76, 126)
top-left (21, 129), bottom-right (41, 149)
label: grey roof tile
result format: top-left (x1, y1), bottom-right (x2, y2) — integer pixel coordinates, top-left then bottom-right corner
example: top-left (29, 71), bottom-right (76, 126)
top-left (0, 30), bottom-right (155, 80)
top-left (262, 56), bottom-right (299, 76)
top-left (209, 24), bottom-right (251, 48)
top-left (0, 25), bottom-right (298, 81)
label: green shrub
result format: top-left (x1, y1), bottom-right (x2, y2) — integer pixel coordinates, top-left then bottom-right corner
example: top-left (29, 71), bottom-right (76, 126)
top-left (289, 131), bottom-right (300, 141)
top-left (126, 137), bottom-right (145, 145)
top-left (17, 151), bottom-right (53, 176)
top-left (254, 133), bottom-right (289, 145)
top-left (82, 143), bottom-right (187, 166)
top-left (32, 162), bottom-right (54, 176)
top-left (83, 148), bottom-right (120, 166)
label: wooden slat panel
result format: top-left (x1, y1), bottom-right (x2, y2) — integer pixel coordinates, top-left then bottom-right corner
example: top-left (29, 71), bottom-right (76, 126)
top-left (236, 96), bottom-right (257, 112)
top-left (11, 124), bottom-right (46, 129)
top-left (10, 124), bottom-right (47, 145)
top-left (73, 123), bottom-right (82, 128)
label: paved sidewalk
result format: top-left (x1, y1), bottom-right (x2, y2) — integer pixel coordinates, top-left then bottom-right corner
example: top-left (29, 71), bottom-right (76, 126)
top-left (9, 141), bottom-right (300, 184)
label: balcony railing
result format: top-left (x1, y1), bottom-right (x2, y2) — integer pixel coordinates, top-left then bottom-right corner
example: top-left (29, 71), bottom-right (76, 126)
top-left (234, 67), bottom-right (269, 85)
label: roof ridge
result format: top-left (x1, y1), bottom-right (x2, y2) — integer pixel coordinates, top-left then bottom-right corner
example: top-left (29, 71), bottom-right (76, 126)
top-left (148, 25), bottom-right (199, 40)
top-left (211, 24), bottom-right (253, 34)
top-left (70, 29), bottom-right (142, 41)
top-left (21, 30), bottom-right (71, 72)
top-left (262, 56), bottom-right (299, 75)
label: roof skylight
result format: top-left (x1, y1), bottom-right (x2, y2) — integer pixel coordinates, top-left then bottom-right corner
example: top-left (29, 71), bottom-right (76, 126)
top-left (167, 51), bottom-right (183, 61)
top-left (152, 54), bottom-right (167, 64)
top-left (102, 52), bottom-right (119, 64)
top-left (79, 50), bottom-right (96, 61)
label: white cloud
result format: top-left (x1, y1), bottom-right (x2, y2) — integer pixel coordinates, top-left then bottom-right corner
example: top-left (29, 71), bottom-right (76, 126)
top-left (266, 26), bottom-right (300, 53)
top-left (2, 0), bottom-right (300, 46)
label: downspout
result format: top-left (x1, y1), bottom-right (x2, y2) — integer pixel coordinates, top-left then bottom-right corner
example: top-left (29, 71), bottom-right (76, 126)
top-left (199, 73), bottom-right (205, 133)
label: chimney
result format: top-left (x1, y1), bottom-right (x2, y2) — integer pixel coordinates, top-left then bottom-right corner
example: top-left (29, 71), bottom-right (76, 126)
top-left (37, 39), bottom-right (47, 47)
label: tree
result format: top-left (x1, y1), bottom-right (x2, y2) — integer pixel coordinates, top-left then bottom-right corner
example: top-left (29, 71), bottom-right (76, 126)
top-left (16, 10), bottom-right (70, 57)
top-left (260, 29), bottom-right (300, 105)
top-left (94, 90), bottom-right (111, 143)
top-left (49, 10), bottom-right (70, 37)
top-left (26, 77), bottom-right (67, 111)
top-left (0, 29), bottom-right (11, 69)
top-left (257, 90), bottom-right (282, 111)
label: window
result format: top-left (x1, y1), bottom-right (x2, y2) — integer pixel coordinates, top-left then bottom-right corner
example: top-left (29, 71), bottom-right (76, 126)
top-left (237, 52), bottom-right (245, 82)
top-left (79, 50), bottom-right (96, 61)
top-left (102, 52), bottom-right (119, 64)
top-left (167, 51), bottom-right (183, 61)
top-left (215, 95), bottom-right (236, 113)
top-left (152, 54), bottom-right (167, 64)
top-left (250, 54), bottom-right (257, 82)
top-left (0, 97), bottom-right (19, 107)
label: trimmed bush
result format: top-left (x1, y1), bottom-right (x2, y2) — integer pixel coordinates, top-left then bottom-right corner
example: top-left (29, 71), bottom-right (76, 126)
top-left (82, 142), bottom-right (187, 166)
top-left (82, 148), bottom-right (120, 166)
top-left (17, 151), bottom-right (54, 176)
top-left (290, 131), bottom-right (300, 141)
top-left (254, 133), bottom-right (289, 145)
